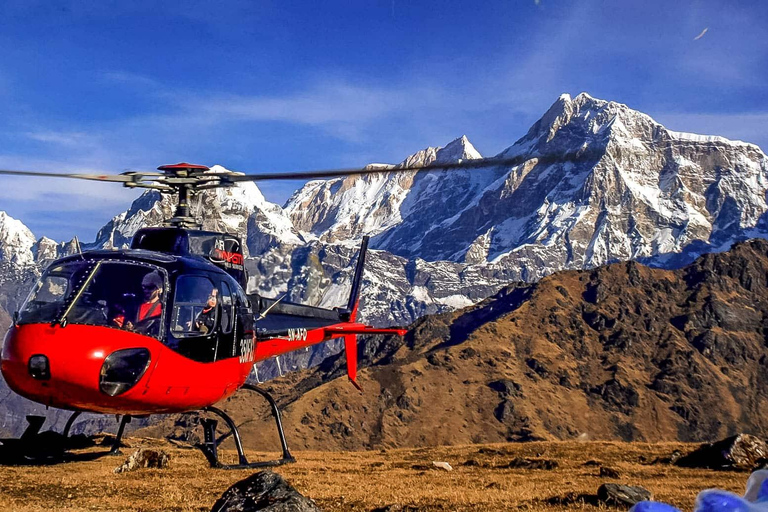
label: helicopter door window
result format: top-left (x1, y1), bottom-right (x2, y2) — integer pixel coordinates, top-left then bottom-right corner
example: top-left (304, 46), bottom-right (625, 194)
top-left (171, 276), bottom-right (219, 337)
top-left (219, 282), bottom-right (233, 334)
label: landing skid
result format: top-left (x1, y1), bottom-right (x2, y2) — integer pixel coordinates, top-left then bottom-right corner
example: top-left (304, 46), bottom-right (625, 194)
top-left (197, 384), bottom-right (296, 469)
top-left (0, 386), bottom-right (295, 469)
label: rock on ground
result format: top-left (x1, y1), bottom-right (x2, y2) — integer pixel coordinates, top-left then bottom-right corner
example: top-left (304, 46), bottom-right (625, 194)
top-left (113, 448), bottom-right (170, 473)
top-left (507, 457), bottom-right (559, 470)
top-left (597, 484), bottom-right (652, 507)
top-left (676, 434), bottom-right (768, 471)
top-left (210, 470), bottom-right (321, 512)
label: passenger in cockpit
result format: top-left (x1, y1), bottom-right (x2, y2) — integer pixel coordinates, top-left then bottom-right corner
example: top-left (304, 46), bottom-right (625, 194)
top-left (195, 288), bottom-right (218, 334)
top-left (125, 271), bottom-right (164, 335)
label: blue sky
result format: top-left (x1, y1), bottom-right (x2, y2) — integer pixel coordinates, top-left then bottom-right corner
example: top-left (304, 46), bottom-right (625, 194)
top-left (0, 0), bottom-right (766, 242)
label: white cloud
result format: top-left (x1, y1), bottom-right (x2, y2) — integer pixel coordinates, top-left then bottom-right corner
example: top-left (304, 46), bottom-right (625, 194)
top-left (101, 71), bottom-right (160, 89)
top-left (25, 130), bottom-right (103, 149)
top-left (181, 79), bottom-right (450, 141)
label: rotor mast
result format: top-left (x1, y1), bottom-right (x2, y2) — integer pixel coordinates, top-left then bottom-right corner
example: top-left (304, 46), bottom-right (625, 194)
top-left (153, 163), bottom-right (233, 229)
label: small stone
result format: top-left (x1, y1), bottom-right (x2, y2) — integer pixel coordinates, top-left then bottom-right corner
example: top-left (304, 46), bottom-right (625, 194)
top-left (599, 466), bottom-right (621, 478)
top-left (507, 457), bottom-right (559, 470)
top-left (114, 448), bottom-right (170, 473)
top-left (597, 483), bottom-right (652, 507)
top-left (432, 461), bottom-right (453, 471)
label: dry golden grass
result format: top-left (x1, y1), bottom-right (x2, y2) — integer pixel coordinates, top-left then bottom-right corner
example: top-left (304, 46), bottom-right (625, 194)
top-left (0, 439), bottom-right (749, 511)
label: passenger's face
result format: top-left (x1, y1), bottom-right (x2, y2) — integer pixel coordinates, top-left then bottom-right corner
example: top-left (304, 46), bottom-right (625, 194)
top-left (143, 285), bottom-right (160, 301)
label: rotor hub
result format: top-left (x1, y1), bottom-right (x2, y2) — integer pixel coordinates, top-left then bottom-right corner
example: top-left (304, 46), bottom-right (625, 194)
top-left (156, 163), bottom-right (217, 228)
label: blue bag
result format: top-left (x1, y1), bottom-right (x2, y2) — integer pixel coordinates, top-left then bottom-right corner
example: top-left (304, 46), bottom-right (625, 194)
top-left (630, 470), bottom-right (768, 512)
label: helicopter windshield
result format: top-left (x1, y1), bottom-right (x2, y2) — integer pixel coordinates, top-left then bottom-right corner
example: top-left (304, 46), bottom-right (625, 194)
top-left (18, 260), bottom-right (167, 339)
top-left (17, 261), bottom-right (92, 325)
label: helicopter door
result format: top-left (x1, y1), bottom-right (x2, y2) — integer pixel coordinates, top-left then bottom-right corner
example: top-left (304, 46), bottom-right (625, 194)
top-left (216, 282), bottom-right (235, 361)
top-left (169, 275), bottom-right (219, 363)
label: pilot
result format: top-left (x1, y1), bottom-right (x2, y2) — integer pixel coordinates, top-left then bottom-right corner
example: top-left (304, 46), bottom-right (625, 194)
top-left (195, 288), bottom-right (218, 334)
top-left (125, 271), bottom-right (164, 333)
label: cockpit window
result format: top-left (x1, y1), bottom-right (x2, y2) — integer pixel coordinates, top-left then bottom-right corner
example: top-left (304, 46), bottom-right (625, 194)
top-left (18, 261), bottom-right (167, 339)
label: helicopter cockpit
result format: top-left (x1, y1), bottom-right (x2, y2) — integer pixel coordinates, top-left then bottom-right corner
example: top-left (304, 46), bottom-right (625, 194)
top-left (17, 260), bottom-right (168, 338)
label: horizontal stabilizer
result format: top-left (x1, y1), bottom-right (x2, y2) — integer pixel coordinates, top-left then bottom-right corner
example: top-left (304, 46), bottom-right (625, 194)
top-left (324, 326), bottom-right (408, 337)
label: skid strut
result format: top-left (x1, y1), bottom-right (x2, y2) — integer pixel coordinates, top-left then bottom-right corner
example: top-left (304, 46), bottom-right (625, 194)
top-left (62, 411), bottom-right (81, 439)
top-left (109, 415), bottom-right (131, 455)
top-left (199, 384), bottom-right (295, 469)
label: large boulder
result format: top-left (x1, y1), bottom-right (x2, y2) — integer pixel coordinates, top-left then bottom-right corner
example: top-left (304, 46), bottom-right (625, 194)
top-left (211, 471), bottom-right (321, 512)
top-left (676, 434), bottom-right (768, 471)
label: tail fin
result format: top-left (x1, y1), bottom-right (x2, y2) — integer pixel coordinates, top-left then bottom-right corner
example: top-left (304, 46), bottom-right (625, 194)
top-left (344, 334), bottom-right (362, 391)
top-left (340, 235), bottom-right (369, 322)
top-left (331, 236), bottom-right (406, 391)
top-left (344, 236), bottom-right (368, 391)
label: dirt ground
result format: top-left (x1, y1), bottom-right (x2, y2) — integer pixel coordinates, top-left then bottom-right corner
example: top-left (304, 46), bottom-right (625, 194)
top-left (0, 439), bottom-right (749, 512)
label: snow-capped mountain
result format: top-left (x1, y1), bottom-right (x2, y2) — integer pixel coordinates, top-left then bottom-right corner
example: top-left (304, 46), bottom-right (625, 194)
top-left (284, 136), bottom-right (485, 245)
top-left (0, 212), bottom-right (36, 268)
top-left (289, 93), bottom-right (768, 270)
top-left (1, 92), bottom-right (767, 381)
top-left (4, 93), bottom-right (768, 323)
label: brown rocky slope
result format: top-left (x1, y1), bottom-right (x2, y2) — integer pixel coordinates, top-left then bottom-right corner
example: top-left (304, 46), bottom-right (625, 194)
top-left (142, 239), bottom-right (768, 450)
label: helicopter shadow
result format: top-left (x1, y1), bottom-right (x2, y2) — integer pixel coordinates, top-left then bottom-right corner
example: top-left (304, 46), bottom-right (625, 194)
top-left (0, 431), bottom-right (123, 466)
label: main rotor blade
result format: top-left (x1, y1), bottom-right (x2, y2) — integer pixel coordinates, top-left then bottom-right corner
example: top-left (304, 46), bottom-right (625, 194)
top-left (0, 168), bottom-right (141, 183)
top-left (220, 149), bottom-right (598, 182)
top-left (0, 147), bottom-right (600, 188)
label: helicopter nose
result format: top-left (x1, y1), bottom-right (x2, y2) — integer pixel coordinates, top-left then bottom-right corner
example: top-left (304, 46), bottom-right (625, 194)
top-left (2, 325), bottom-right (57, 402)
top-left (2, 323), bottom-right (158, 412)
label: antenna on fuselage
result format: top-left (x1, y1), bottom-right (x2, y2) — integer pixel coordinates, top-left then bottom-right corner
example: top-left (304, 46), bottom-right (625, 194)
top-left (74, 236), bottom-right (84, 260)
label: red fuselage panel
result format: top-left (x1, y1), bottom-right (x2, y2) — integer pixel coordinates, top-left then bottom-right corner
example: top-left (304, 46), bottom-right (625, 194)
top-left (1, 324), bottom-right (252, 415)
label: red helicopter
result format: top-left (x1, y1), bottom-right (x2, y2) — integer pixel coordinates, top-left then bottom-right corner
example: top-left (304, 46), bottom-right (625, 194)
top-left (0, 151), bottom-right (586, 467)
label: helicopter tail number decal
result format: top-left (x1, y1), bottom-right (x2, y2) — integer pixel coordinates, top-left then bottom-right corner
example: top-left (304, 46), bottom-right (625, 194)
top-left (287, 328), bottom-right (308, 342)
top-left (239, 336), bottom-right (255, 363)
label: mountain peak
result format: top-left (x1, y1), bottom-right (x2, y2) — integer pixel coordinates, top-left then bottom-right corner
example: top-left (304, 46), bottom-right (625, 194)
top-left (0, 211), bottom-right (36, 267)
top-left (436, 135), bottom-right (482, 164)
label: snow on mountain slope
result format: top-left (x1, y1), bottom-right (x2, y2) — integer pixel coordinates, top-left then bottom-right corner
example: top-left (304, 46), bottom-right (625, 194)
top-left (286, 93), bottom-right (767, 272)
top-left (284, 136), bottom-right (487, 246)
top-left (479, 93), bottom-right (768, 271)
top-left (0, 212), bottom-right (36, 268)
